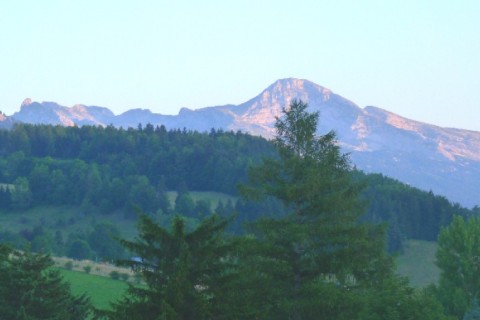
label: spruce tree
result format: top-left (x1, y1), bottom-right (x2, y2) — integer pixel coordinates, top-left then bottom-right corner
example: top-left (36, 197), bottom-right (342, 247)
top-left (241, 99), bottom-right (392, 319)
top-left (0, 245), bottom-right (91, 320)
top-left (105, 214), bottom-right (235, 319)
top-left (436, 215), bottom-right (480, 318)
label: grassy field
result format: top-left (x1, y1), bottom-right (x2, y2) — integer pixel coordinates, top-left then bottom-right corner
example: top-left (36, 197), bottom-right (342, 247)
top-left (54, 239), bottom-right (439, 311)
top-left (59, 268), bottom-right (129, 310)
top-left (395, 239), bottom-right (440, 287)
top-left (0, 192), bottom-right (238, 310)
top-left (0, 191), bottom-right (238, 242)
top-left (0, 192), bottom-right (440, 307)
top-left (53, 256), bottom-right (134, 310)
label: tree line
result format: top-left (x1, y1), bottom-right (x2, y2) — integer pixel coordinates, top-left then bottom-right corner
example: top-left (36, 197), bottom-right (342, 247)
top-left (0, 115), bottom-right (474, 254)
top-left (1, 100), bottom-right (477, 319)
top-left (98, 101), bottom-right (452, 319)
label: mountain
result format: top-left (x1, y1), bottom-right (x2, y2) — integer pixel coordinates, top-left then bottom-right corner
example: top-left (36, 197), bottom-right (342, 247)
top-left (0, 112), bottom-right (15, 129)
top-left (13, 98), bottom-right (114, 126)
top-left (9, 79), bottom-right (480, 207)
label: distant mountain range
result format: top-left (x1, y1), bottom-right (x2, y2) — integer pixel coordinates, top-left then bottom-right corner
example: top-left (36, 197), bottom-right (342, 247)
top-left (2, 78), bottom-right (479, 208)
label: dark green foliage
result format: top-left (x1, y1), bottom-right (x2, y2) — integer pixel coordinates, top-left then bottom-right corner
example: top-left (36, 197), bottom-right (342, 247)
top-left (88, 223), bottom-right (125, 260)
top-left (464, 299), bottom-right (480, 320)
top-left (174, 191), bottom-right (195, 217)
top-left (354, 278), bottom-right (449, 320)
top-left (10, 176), bottom-right (32, 209)
top-left (359, 172), bottom-right (471, 252)
top-left (0, 114), bottom-right (473, 270)
top-left (0, 245), bottom-right (91, 319)
top-left (237, 100), bottom-right (450, 319)
top-left (83, 265), bottom-right (92, 274)
top-left (240, 100), bottom-right (392, 318)
top-left (193, 199), bottom-right (212, 218)
top-left (106, 214), bottom-right (235, 319)
top-left (67, 239), bottom-right (93, 260)
top-left (109, 271), bottom-right (120, 280)
top-left (0, 121), bottom-right (472, 254)
top-left (96, 102), bottom-right (451, 319)
top-left (0, 124), bottom-right (272, 197)
top-left (434, 215), bottom-right (480, 318)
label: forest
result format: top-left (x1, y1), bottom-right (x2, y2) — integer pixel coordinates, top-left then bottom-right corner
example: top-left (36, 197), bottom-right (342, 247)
top-left (0, 100), bottom-right (478, 318)
top-left (0, 112), bottom-right (473, 257)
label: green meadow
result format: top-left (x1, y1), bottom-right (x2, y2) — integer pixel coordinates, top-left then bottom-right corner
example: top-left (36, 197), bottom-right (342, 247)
top-left (57, 238), bottom-right (440, 311)
top-left (59, 268), bottom-right (129, 310)
top-left (395, 239), bottom-right (440, 287)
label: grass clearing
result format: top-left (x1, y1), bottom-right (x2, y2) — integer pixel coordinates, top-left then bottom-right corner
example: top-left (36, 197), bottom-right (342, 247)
top-left (395, 239), bottom-right (440, 288)
top-left (0, 191), bottom-right (237, 240)
top-left (59, 268), bottom-right (129, 310)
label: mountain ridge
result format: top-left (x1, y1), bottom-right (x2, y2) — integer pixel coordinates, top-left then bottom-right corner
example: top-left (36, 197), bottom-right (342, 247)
top-left (2, 78), bottom-right (479, 207)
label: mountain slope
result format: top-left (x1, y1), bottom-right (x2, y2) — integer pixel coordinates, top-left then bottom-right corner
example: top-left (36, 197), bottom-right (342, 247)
top-left (0, 112), bottom-right (15, 129)
top-left (9, 79), bottom-right (480, 207)
top-left (13, 98), bottom-right (114, 126)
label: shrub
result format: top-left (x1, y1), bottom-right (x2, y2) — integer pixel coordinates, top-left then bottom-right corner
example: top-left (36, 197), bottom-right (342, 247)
top-left (64, 261), bottom-right (73, 270)
top-left (134, 273), bottom-right (142, 284)
top-left (109, 270), bottom-right (120, 280)
top-left (120, 273), bottom-right (129, 281)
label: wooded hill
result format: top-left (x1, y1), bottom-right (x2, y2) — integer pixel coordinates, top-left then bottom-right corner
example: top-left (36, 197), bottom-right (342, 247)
top-left (0, 123), bottom-right (473, 258)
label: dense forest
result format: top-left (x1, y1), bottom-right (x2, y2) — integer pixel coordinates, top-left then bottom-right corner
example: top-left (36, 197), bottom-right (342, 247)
top-left (0, 100), bottom-right (478, 319)
top-left (0, 120), bottom-right (473, 258)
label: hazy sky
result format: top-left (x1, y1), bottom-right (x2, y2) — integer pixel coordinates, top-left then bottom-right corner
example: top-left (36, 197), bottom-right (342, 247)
top-left (1, 0), bottom-right (479, 130)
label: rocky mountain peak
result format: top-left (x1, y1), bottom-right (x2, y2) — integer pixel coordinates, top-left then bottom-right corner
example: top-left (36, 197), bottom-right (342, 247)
top-left (7, 79), bottom-right (480, 207)
top-left (262, 78), bottom-right (332, 106)
top-left (21, 98), bottom-right (33, 108)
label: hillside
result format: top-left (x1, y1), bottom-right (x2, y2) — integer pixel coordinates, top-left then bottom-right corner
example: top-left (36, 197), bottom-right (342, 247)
top-left (0, 125), bottom-right (473, 258)
top-left (4, 79), bottom-right (480, 207)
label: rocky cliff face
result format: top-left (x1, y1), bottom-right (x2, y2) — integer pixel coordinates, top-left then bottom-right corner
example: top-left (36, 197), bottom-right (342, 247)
top-left (13, 99), bottom-right (114, 126)
top-left (0, 112), bottom-right (14, 129)
top-left (9, 79), bottom-right (480, 207)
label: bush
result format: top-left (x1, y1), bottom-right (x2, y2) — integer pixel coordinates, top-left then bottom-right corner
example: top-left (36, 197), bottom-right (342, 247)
top-left (83, 265), bottom-right (92, 274)
top-left (133, 273), bottom-right (142, 284)
top-left (109, 270), bottom-right (120, 280)
top-left (120, 273), bottom-right (129, 281)
top-left (64, 261), bottom-right (73, 270)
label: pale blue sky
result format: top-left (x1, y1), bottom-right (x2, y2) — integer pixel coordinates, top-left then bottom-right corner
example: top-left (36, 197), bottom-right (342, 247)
top-left (1, 0), bottom-right (479, 130)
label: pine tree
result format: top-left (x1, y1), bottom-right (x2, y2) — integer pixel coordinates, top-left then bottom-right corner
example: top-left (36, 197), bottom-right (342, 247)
top-left (436, 215), bottom-right (480, 318)
top-left (464, 298), bottom-right (480, 320)
top-left (105, 214), bottom-right (235, 319)
top-left (241, 99), bottom-right (392, 319)
top-left (0, 245), bottom-right (91, 319)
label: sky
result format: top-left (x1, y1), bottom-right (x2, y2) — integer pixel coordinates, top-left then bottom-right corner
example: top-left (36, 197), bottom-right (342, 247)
top-left (1, 0), bottom-right (479, 130)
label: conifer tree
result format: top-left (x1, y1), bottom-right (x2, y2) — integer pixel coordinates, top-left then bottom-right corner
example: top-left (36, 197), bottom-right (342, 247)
top-left (436, 215), bottom-right (480, 318)
top-left (105, 214), bottom-right (235, 319)
top-left (241, 99), bottom-right (392, 319)
top-left (0, 245), bottom-right (91, 319)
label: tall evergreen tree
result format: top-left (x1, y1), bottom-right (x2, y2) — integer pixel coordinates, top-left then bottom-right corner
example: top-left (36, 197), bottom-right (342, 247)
top-left (105, 214), bottom-right (235, 319)
top-left (241, 100), bottom-right (392, 319)
top-left (435, 215), bottom-right (480, 318)
top-left (0, 245), bottom-right (91, 319)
